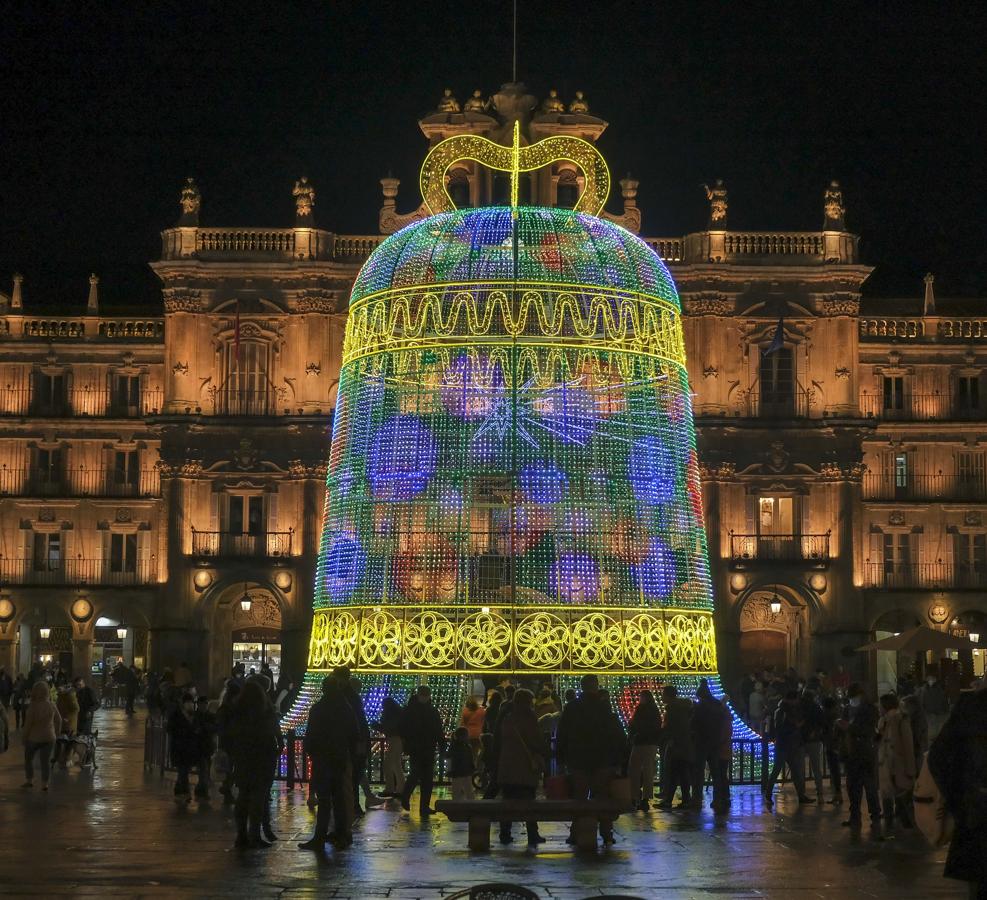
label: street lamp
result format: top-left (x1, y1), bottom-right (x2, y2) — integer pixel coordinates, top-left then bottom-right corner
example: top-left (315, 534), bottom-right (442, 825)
top-left (240, 582), bottom-right (252, 612)
top-left (116, 625), bottom-right (128, 640)
top-left (769, 593), bottom-right (782, 616)
top-left (39, 625), bottom-right (51, 640)
top-left (970, 632), bottom-right (981, 644)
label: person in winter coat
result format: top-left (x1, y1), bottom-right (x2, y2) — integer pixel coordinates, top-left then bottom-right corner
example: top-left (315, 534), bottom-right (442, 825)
top-left (837, 683), bottom-right (881, 834)
top-left (333, 668), bottom-right (382, 816)
top-left (876, 693), bottom-right (916, 830)
top-left (799, 688), bottom-right (827, 801)
top-left (376, 696), bottom-right (405, 798)
top-left (821, 694), bottom-right (844, 804)
top-left (445, 726), bottom-right (475, 801)
top-left (0, 667), bottom-right (12, 709)
top-left (399, 685), bottom-right (446, 817)
top-left (22, 680), bottom-right (61, 790)
top-left (298, 676), bottom-right (359, 851)
top-left (557, 674), bottom-right (625, 843)
top-left (168, 693), bottom-right (207, 801)
top-left (11, 675), bottom-right (28, 729)
top-left (627, 689), bottom-right (662, 811)
top-left (74, 676), bottom-right (99, 735)
top-left (901, 693), bottom-right (929, 761)
top-left (459, 696), bottom-right (486, 758)
top-left (658, 684), bottom-right (695, 809)
top-left (53, 683), bottom-right (80, 767)
top-left (747, 682), bottom-right (766, 733)
top-left (496, 689), bottom-right (547, 846)
top-left (214, 679), bottom-right (241, 803)
top-left (480, 690), bottom-right (504, 799)
top-left (692, 680), bottom-right (730, 812)
top-left (227, 680), bottom-right (282, 848)
top-left (764, 691), bottom-right (812, 808)
top-left (919, 672), bottom-right (950, 739)
top-left (928, 686), bottom-right (987, 898)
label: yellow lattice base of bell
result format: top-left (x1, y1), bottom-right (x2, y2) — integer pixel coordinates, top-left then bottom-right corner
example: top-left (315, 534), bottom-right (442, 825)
top-left (304, 604), bottom-right (717, 677)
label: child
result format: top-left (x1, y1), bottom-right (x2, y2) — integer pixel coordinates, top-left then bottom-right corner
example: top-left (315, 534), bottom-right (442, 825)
top-left (446, 726), bottom-right (475, 801)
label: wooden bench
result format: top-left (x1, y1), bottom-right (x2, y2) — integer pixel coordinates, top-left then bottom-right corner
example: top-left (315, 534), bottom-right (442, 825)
top-left (435, 799), bottom-right (628, 851)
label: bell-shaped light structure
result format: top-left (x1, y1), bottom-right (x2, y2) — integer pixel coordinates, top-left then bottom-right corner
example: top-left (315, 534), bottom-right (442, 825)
top-left (286, 130), bottom-right (746, 733)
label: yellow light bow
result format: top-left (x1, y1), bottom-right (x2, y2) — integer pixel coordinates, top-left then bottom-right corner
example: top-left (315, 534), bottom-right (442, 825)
top-left (420, 120), bottom-right (611, 217)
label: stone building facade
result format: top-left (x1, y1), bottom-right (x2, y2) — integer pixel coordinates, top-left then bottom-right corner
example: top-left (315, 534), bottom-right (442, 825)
top-left (0, 86), bottom-right (982, 694)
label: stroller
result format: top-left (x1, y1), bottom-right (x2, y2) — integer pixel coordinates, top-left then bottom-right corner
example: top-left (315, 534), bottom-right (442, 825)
top-left (56, 728), bottom-right (99, 770)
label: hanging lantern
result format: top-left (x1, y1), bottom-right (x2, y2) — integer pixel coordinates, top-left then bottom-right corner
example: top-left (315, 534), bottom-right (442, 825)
top-left (770, 594), bottom-right (782, 615)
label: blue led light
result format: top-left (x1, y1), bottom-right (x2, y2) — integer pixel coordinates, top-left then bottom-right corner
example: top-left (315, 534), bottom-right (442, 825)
top-left (366, 414), bottom-right (437, 500)
top-left (520, 463), bottom-right (569, 504)
top-left (324, 533), bottom-right (367, 602)
top-left (627, 434), bottom-right (676, 505)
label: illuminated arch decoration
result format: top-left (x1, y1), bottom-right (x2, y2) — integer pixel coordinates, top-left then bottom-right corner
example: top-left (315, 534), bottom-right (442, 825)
top-left (285, 135), bottom-right (753, 751)
top-left (420, 121), bottom-right (611, 216)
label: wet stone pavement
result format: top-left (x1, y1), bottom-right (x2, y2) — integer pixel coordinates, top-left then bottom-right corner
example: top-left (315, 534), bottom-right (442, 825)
top-left (0, 708), bottom-right (964, 899)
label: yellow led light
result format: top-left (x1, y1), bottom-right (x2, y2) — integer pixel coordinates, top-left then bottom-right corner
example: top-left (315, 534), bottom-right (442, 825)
top-left (305, 604), bottom-right (718, 676)
top-left (342, 283), bottom-right (686, 371)
top-left (419, 126), bottom-right (611, 216)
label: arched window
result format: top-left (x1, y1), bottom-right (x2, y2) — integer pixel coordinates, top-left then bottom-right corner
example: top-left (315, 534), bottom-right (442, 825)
top-left (220, 337), bottom-right (272, 415)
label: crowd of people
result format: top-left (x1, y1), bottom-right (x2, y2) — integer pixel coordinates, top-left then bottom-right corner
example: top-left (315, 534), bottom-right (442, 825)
top-left (0, 662), bottom-right (101, 791)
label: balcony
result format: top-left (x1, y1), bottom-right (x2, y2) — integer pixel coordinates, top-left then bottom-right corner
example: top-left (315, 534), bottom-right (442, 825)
top-left (730, 533), bottom-right (831, 563)
top-left (0, 386), bottom-right (163, 417)
top-left (0, 468), bottom-right (161, 498)
top-left (0, 558), bottom-right (156, 586)
top-left (862, 473), bottom-right (987, 502)
top-left (191, 529), bottom-right (294, 558)
top-left (739, 389), bottom-right (812, 419)
top-left (859, 392), bottom-right (983, 422)
top-left (207, 388), bottom-right (283, 417)
top-left (864, 562), bottom-right (987, 590)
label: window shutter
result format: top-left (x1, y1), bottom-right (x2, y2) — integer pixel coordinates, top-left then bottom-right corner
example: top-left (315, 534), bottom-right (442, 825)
top-left (210, 489), bottom-right (221, 534)
top-left (744, 494), bottom-right (756, 535)
top-left (267, 490), bottom-right (279, 532)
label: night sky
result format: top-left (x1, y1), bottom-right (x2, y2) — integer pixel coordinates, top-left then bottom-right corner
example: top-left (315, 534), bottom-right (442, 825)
top-left (1, 1), bottom-right (984, 308)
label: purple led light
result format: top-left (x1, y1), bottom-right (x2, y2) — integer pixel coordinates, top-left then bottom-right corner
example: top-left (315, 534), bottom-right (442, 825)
top-left (549, 552), bottom-right (600, 602)
top-left (627, 434), bottom-right (676, 505)
top-left (520, 463), bottom-right (569, 504)
top-left (366, 414), bottom-right (437, 500)
top-left (633, 536), bottom-right (677, 599)
top-left (324, 533), bottom-right (367, 602)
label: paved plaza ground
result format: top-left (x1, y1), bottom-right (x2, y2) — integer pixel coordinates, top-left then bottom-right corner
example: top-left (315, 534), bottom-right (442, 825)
top-left (0, 707), bottom-right (965, 899)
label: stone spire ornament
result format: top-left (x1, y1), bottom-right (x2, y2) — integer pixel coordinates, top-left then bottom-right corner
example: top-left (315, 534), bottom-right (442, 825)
top-left (293, 177), bottom-right (316, 223)
top-left (824, 180), bottom-right (845, 229)
top-left (179, 178), bottom-right (201, 226)
top-left (11, 273), bottom-right (24, 309)
top-left (87, 274), bottom-right (99, 313)
top-left (704, 179), bottom-right (728, 227)
top-left (923, 272), bottom-right (936, 316)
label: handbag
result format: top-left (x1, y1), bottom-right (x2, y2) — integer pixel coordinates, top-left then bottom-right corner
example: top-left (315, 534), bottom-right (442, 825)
top-left (544, 773), bottom-right (570, 800)
top-left (913, 752), bottom-right (953, 847)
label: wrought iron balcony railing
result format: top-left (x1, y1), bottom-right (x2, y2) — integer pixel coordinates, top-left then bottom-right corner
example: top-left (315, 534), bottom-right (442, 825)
top-left (740, 389), bottom-right (812, 419)
top-left (0, 558), bottom-right (156, 586)
top-left (0, 468), bottom-right (161, 498)
top-left (729, 532), bottom-right (831, 562)
top-left (0, 386), bottom-right (164, 417)
top-left (859, 392), bottom-right (984, 421)
top-left (864, 562), bottom-right (987, 590)
top-left (862, 473), bottom-right (987, 502)
top-left (190, 529), bottom-right (294, 558)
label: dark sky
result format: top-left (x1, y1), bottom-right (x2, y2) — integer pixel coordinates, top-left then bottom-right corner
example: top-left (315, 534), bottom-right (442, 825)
top-left (1, 1), bottom-right (985, 308)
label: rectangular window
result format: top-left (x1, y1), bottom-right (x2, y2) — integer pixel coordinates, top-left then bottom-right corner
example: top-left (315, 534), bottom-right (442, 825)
top-left (34, 373), bottom-right (66, 413)
top-left (223, 340), bottom-right (270, 415)
top-left (955, 533), bottom-right (987, 571)
top-left (759, 347), bottom-right (794, 414)
top-left (32, 532), bottom-right (61, 571)
top-left (109, 533), bottom-right (137, 573)
top-left (111, 375), bottom-right (141, 415)
top-left (894, 453), bottom-right (908, 488)
top-left (227, 495), bottom-right (264, 535)
top-left (113, 450), bottom-right (140, 487)
top-left (36, 448), bottom-right (62, 484)
top-left (882, 532), bottom-right (910, 573)
top-left (883, 376), bottom-right (905, 411)
top-left (957, 376), bottom-right (980, 412)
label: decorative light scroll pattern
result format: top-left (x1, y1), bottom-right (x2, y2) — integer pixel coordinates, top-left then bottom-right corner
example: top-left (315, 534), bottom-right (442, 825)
top-left (342, 284), bottom-right (686, 372)
top-left (305, 605), bottom-right (718, 676)
top-left (419, 127), bottom-right (610, 216)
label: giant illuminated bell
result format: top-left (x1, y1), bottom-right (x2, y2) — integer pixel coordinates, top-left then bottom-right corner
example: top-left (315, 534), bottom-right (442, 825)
top-left (286, 124), bottom-right (731, 727)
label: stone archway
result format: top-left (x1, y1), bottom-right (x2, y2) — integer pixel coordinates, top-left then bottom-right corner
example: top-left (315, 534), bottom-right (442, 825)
top-left (737, 587), bottom-right (809, 677)
top-left (203, 580), bottom-right (285, 695)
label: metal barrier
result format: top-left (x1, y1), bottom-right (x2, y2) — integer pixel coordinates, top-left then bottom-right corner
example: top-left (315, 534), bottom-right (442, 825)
top-left (145, 721), bottom-right (786, 789)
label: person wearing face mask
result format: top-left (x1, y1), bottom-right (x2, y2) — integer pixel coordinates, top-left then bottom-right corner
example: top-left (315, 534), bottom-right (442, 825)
top-left (919, 670), bottom-right (949, 740)
top-left (836, 683), bottom-right (882, 837)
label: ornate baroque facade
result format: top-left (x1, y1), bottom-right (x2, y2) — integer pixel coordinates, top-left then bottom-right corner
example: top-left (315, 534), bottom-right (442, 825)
top-left (0, 86), bottom-right (982, 693)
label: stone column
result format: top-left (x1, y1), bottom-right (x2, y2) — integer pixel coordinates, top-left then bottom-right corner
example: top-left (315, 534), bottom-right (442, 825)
top-left (0, 638), bottom-right (17, 674)
top-left (72, 638), bottom-right (92, 679)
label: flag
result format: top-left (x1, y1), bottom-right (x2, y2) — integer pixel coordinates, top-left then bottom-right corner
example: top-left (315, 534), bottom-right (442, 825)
top-left (233, 301), bottom-right (242, 371)
top-left (765, 315), bottom-right (784, 354)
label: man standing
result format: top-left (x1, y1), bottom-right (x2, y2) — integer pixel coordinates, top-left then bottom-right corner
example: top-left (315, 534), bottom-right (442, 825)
top-left (333, 667), bottom-right (383, 815)
top-left (799, 687), bottom-right (827, 801)
top-left (298, 676), bottom-right (358, 851)
top-left (0, 667), bottom-right (12, 710)
top-left (556, 674), bottom-right (624, 844)
top-left (838, 683), bottom-right (882, 836)
top-left (74, 676), bottom-right (99, 735)
top-left (764, 691), bottom-right (813, 807)
top-left (658, 684), bottom-right (695, 809)
top-left (400, 685), bottom-right (446, 817)
top-left (692, 680), bottom-right (730, 812)
top-left (918, 670), bottom-right (949, 740)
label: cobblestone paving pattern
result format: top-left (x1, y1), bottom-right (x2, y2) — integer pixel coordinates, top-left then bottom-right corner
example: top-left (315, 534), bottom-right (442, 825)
top-left (0, 708), bottom-right (964, 899)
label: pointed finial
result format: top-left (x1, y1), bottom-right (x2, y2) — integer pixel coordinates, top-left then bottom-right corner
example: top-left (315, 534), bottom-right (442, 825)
top-left (87, 274), bottom-right (99, 313)
top-left (179, 178), bottom-right (201, 226)
top-left (704, 179), bottom-right (728, 227)
top-left (824, 180), bottom-right (845, 229)
top-left (11, 273), bottom-right (23, 309)
top-left (923, 272), bottom-right (936, 316)
top-left (293, 176), bottom-right (316, 223)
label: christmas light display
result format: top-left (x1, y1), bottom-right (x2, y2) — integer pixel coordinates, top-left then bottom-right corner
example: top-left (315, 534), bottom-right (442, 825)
top-left (285, 130), bottom-right (751, 747)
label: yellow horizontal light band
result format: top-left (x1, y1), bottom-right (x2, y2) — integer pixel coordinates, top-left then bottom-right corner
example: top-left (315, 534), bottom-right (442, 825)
top-left (420, 132), bottom-right (610, 216)
top-left (342, 285), bottom-right (686, 371)
top-left (305, 604), bottom-right (717, 676)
